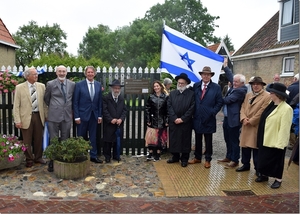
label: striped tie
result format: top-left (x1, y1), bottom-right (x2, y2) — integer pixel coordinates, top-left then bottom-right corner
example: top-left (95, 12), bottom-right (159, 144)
top-left (31, 85), bottom-right (37, 111)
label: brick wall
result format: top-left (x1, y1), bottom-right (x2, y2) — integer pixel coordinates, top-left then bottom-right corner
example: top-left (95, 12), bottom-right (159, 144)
top-left (0, 45), bottom-right (16, 67)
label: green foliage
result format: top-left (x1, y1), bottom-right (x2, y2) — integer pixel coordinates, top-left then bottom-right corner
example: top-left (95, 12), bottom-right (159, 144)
top-left (13, 21), bottom-right (68, 67)
top-left (223, 34), bottom-right (235, 52)
top-left (43, 137), bottom-right (92, 163)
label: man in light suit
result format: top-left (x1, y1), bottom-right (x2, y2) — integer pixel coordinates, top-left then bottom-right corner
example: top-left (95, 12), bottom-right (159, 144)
top-left (73, 66), bottom-right (103, 163)
top-left (13, 67), bottom-right (48, 167)
top-left (44, 65), bottom-right (75, 171)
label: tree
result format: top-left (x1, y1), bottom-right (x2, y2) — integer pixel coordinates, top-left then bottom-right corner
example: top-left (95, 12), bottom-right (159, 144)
top-left (13, 21), bottom-right (67, 67)
top-left (144, 0), bottom-right (220, 46)
top-left (223, 34), bottom-right (235, 52)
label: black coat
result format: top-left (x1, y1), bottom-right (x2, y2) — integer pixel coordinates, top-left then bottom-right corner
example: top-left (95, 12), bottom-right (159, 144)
top-left (102, 93), bottom-right (127, 142)
top-left (145, 93), bottom-right (168, 129)
top-left (168, 89), bottom-right (195, 153)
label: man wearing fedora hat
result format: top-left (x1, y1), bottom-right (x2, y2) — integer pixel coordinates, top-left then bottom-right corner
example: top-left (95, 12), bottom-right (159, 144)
top-left (236, 77), bottom-right (271, 173)
top-left (189, 66), bottom-right (223, 168)
top-left (167, 73), bottom-right (195, 167)
top-left (102, 79), bottom-right (127, 163)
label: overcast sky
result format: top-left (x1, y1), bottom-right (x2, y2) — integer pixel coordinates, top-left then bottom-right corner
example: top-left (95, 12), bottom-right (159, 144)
top-left (1, 0), bottom-right (279, 55)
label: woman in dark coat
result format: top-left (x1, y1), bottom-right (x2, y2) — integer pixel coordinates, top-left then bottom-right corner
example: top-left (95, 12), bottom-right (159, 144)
top-left (145, 80), bottom-right (168, 161)
top-left (255, 83), bottom-right (293, 189)
top-left (102, 79), bottom-right (127, 163)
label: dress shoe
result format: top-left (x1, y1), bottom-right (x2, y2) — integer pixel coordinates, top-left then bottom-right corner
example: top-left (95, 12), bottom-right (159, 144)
top-left (181, 162), bottom-right (188, 167)
top-left (47, 160), bottom-right (53, 172)
top-left (217, 158), bottom-right (230, 163)
top-left (188, 158), bottom-right (201, 164)
top-left (167, 159), bottom-right (179, 164)
top-left (236, 165), bottom-right (250, 172)
top-left (90, 157), bottom-right (103, 163)
top-left (271, 180), bottom-right (282, 189)
top-left (105, 159), bottom-right (111, 163)
top-left (255, 175), bottom-right (269, 182)
top-left (26, 161), bottom-right (33, 168)
top-left (224, 161), bottom-right (238, 168)
top-left (35, 159), bottom-right (47, 164)
top-left (204, 161), bottom-right (211, 168)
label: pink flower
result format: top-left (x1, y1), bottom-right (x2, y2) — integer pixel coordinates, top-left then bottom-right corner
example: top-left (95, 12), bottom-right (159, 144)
top-left (3, 89), bottom-right (8, 93)
top-left (21, 145), bottom-right (27, 151)
top-left (8, 154), bottom-right (14, 161)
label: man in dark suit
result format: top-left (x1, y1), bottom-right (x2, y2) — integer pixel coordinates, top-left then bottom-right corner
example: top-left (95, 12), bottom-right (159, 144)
top-left (44, 65), bottom-right (75, 171)
top-left (102, 79), bottom-right (127, 163)
top-left (218, 58), bottom-right (247, 168)
top-left (73, 66), bottom-right (103, 163)
top-left (189, 66), bottom-right (223, 168)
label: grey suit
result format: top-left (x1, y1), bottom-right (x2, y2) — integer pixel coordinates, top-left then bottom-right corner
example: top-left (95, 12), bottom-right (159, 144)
top-left (44, 78), bottom-right (75, 140)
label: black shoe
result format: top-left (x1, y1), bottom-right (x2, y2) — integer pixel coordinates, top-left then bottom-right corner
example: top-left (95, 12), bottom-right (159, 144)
top-left (47, 160), bottom-right (53, 172)
top-left (236, 165), bottom-right (250, 172)
top-left (146, 153), bottom-right (153, 161)
top-left (90, 157), bottom-right (103, 163)
top-left (153, 154), bottom-right (161, 162)
top-left (167, 159), bottom-right (179, 164)
top-left (271, 180), bottom-right (282, 189)
top-left (105, 159), bottom-right (111, 163)
top-left (255, 175), bottom-right (269, 182)
top-left (181, 162), bottom-right (188, 167)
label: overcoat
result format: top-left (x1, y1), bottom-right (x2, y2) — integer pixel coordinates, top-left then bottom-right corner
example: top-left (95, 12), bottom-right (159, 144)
top-left (145, 93), bottom-right (168, 129)
top-left (192, 80), bottom-right (223, 134)
top-left (102, 92), bottom-right (127, 142)
top-left (168, 89), bottom-right (195, 153)
top-left (239, 90), bottom-right (271, 148)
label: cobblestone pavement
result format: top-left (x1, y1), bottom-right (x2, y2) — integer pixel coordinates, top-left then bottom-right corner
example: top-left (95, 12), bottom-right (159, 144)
top-left (0, 112), bottom-right (298, 213)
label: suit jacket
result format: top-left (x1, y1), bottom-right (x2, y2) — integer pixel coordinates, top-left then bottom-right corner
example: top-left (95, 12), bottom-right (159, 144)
top-left (44, 78), bottom-right (75, 122)
top-left (73, 79), bottom-right (102, 121)
top-left (239, 91), bottom-right (271, 148)
top-left (102, 93), bottom-right (127, 142)
top-left (223, 67), bottom-right (247, 127)
top-left (13, 81), bottom-right (48, 129)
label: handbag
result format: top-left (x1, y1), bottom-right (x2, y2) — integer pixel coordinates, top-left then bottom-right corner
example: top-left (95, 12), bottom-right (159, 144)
top-left (145, 126), bottom-right (159, 147)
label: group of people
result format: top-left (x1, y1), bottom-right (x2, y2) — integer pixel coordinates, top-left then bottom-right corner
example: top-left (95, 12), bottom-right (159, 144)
top-left (145, 58), bottom-right (297, 189)
top-left (13, 65), bottom-right (127, 172)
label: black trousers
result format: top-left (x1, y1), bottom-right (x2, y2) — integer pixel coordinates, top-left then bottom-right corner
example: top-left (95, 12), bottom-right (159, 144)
top-left (103, 141), bottom-right (117, 160)
top-left (194, 133), bottom-right (213, 162)
top-left (171, 152), bottom-right (189, 163)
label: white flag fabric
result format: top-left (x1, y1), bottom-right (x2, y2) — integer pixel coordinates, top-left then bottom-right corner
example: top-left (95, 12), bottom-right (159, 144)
top-left (160, 25), bottom-right (224, 84)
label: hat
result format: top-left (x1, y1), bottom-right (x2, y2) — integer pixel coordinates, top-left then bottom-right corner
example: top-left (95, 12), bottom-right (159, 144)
top-left (175, 73), bottom-right (191, 84)
top-left (266, 83), bottom-right (289, 99)
top-left (249, 76), bottom-right (266, 86)
top-left (199, 66), bottom-right (215, 77)
top-left (109, 79), bottom-right (124, 87)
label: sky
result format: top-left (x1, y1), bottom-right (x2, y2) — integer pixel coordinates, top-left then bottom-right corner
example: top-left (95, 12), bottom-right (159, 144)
top-left (1, 0), bottom-right (279, 55)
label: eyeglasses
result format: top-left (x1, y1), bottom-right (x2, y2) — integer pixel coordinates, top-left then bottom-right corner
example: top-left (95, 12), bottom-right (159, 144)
top-left (30, 73), bottom-right (38, 76)
top-left (177, 82), bottom-right (186, 85)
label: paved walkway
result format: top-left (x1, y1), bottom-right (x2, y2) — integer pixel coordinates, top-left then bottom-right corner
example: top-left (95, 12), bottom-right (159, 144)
top-left (0, 112), bottom-right (299, 213)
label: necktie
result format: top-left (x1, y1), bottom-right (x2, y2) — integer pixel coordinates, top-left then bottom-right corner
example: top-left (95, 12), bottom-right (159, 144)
top-left (201, 84), bottom-right (207, 100)
top-left (90, 82), bottom-right (94, 100)
top-left (61, 82), bottom-right (66, 103)
top-left (114, 97), bottom-right (118, 103)
top-left (31, 85), bottom-right (37, 111)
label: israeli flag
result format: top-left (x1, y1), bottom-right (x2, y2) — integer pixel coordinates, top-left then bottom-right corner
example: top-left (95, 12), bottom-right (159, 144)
top-left (160, 25), bottom-right (224, 84)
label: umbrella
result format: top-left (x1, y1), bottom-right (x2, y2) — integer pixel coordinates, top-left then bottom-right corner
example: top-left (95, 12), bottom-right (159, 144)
top-left (115, 126), bottom-right (121, 163)
top-left (43, 121), bottom-right (49, 151)
top-left (288, 140), bottom-right (299, 169)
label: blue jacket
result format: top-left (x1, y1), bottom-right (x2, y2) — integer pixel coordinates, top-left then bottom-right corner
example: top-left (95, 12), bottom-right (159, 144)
top-left (192, 80), bottom-right (223, 133)
top-left (73, 79), bottom-right (103, 121)
top-left (223, 67), bottom-right (247, 128)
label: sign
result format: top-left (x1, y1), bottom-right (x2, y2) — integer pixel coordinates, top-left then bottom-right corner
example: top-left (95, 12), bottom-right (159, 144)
top-left (124, 79), bottom-right (150, 94)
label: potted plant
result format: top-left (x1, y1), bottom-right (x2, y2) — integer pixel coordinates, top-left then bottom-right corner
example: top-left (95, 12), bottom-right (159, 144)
top-left (0, 134), bottom-right (27, 170)
top-left (43, 137), bottom-right (92, 179)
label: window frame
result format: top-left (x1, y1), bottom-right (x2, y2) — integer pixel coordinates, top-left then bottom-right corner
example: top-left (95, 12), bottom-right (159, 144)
top-left (281, 0), bottom-right (294, 26)
top-left (280, 56), bottom-right (295, 77)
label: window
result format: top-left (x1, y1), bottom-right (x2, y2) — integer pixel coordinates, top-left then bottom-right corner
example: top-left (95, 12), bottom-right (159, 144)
top-left (282, 0), bottom-right (294, 25)
top-left (281, 56), bottom-right (295, 76)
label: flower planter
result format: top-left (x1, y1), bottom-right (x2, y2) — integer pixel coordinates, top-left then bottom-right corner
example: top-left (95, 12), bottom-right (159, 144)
top-left (53, 159), bottom-right (90, 180)
top-left (0, 153), bottom-right (24, 170)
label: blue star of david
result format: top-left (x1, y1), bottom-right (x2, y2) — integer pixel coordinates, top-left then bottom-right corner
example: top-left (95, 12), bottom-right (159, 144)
top-left (181, 52), bottom-right (195, 71)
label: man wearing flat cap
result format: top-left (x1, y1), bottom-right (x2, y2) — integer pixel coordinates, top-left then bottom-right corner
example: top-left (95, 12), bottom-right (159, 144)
top-left (237, 77), bottom-right (271, 174)
top-left (189, 66), bottom-right (223, 168)
top-left (102, 79), bottom-right (127, 163)
top-left (167, 73), bottom-right (195, 167)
